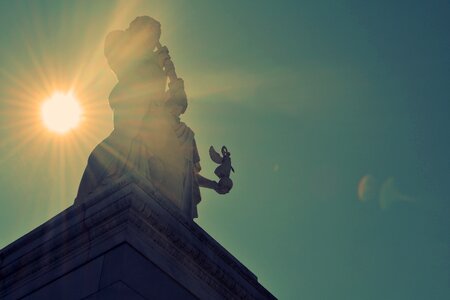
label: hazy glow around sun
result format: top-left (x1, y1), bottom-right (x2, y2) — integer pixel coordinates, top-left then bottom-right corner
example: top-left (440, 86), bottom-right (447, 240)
top-left (41, 92), bottom-right (82, 134)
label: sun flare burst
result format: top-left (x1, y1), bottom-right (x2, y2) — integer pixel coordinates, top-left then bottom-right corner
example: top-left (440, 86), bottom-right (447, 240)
top-left (41, 92), bottom-right (82, 134)
top-left (0, 0), bottom-right (168, 206)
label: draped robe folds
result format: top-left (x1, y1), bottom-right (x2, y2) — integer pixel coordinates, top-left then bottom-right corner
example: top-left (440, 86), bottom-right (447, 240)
top-left (76, 54), bottom-right (202, 219)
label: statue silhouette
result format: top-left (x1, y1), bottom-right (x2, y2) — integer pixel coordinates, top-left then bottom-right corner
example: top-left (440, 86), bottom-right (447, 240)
top-left (75, 16), bottom-right (230, 219)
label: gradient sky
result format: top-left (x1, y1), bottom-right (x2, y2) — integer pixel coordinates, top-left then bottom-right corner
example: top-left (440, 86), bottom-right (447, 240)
top-left (0, 1), bottom-right (449, 299)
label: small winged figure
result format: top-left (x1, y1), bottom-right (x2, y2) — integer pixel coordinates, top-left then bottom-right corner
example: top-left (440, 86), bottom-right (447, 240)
top-left (209, 145), bottom-right (234, 194)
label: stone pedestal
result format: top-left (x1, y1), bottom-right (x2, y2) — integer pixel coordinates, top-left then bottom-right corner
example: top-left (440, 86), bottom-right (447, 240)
top-left (0, 175), bottom-right (276, 299)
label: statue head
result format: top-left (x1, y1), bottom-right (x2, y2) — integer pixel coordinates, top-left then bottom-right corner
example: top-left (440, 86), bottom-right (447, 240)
top-left (104, 16), bottom-right (162, 77)
top-left (126, 16), bottom-right (161, 52)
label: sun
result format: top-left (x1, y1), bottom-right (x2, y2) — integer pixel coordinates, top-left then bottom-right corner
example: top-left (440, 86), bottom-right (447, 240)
top-left (41, 92), bottom-right (82, 134)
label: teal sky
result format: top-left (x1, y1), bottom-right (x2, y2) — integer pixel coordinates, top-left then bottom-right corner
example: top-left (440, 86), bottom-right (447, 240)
top-left (1, 1), bottom-right (449, 299)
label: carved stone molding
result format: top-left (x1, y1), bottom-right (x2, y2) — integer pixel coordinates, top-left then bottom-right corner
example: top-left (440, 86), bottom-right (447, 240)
top-left (0, 175), bottom-right (275, 300)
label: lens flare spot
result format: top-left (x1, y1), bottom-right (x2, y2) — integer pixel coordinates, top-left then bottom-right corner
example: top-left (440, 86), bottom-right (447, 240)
top-left (41, 92), bottom-right (82, 134)
top-left (357, 174), bottom-right (377, 202)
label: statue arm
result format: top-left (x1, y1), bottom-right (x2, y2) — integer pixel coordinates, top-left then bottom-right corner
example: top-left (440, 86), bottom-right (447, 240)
top-left (155, 44), bottom-right (187, 115)
top-left (155, 45), bottom-right (177, 81)
top-left (196, 173), bottom-right (218, 190)
top-left (195, 173), bottom-right (229, 194)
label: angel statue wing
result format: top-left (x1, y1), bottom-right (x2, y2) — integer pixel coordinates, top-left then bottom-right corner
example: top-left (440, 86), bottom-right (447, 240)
top-left (209, 146), bottom-right (223, 164)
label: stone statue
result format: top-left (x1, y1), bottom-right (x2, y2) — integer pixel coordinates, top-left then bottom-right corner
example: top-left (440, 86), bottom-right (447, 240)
top-left (75, 16), bottom-right (232, 219)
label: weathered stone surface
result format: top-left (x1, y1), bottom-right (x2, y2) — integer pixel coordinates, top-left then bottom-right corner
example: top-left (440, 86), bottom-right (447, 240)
top-left (0, 175), bottom-right (276, 299)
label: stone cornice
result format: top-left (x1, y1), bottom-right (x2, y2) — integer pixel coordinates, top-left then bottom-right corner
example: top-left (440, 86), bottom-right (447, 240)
top-left (0, 175), bottom-right (276, 300)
